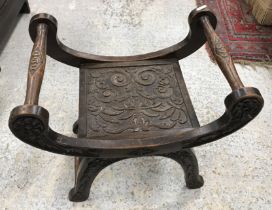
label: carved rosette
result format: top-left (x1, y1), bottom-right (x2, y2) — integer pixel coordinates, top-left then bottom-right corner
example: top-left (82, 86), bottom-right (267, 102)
top-left (230, 98), bottom-right (262, 123)
top-left (11, 117), bottom-right (45, 141)
top-left (85, 64), bottom-right (191, 137)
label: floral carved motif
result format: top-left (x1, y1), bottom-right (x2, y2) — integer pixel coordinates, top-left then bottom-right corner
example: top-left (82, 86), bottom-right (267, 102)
top-left (29, 47), bottom-right (44, 75)
top-left (85, 64), bottom-right (191, 137)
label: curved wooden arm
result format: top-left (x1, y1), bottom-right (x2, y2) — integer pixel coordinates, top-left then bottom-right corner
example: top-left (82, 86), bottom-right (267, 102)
top-left (28, 6), bottom-right (216, 67)
top-left (9, 87), bottom-right (263, 158)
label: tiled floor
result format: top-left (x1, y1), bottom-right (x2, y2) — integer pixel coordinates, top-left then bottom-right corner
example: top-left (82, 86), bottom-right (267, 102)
top-left (0, 1), bottom-right (271, 209)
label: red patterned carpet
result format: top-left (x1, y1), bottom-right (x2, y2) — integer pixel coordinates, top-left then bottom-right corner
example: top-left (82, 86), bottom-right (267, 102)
top-left (196, 0), bottom-right (272, 63)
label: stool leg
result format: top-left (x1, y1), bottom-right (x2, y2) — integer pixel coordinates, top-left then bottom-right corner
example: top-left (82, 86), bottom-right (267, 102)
top-left (163, 149), bottom-right (204, 189)
top-left (69, 157), bottom-right (122, 202)
top-left (69, 149), bottom-right (203, 201)
top-left (20, 1), bottom-right (30, 14)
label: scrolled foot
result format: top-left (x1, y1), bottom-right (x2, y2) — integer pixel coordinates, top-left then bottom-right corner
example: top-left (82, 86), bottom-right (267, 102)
top-left (163, 149), bottom-right (204, 189)
top-left (69, 157), bottom-right (123, 202)
top-left (186, 174), bottom-right (204, 189)
top-left (69, 187), bottom-right (89, 202)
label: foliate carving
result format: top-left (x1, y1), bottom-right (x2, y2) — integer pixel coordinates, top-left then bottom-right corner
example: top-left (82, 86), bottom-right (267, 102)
top-left (85, 64), bottom-right (191, 137)
top-left (29, 47), bottom-right (44, 75)
top-left (213, 35), bottom-right (229, 59)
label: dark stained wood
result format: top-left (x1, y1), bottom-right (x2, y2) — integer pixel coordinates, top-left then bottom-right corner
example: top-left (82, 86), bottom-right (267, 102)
top-left (78, 59), bottom-right (199, 140)
top-left (8, 6), bottom-right (264, 202)
top-left (69, 149), bottom-right (203, 202)
top-left (28, 7), bottom-right (217, 67)
top-left (8, 87), bottom-right (264, 158)
top-left (162, 149), bottom-right (204, 189)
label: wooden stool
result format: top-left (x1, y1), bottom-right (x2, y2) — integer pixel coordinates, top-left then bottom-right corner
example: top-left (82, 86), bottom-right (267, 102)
top-left (9, 6), bottom-right (264, 202)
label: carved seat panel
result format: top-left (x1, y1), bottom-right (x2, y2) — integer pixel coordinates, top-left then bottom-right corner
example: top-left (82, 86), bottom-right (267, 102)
top-left (79, 60), bottom-right (199, 139)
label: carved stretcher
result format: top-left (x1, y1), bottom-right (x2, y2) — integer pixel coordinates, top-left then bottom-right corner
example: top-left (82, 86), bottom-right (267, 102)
top-left (9, 6), bottom-right (264, 202)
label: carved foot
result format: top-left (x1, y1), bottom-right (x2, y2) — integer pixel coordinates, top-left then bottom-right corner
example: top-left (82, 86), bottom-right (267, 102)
top-left (163, 149), bottom-right (204, 189)
top-left (69, 157), bottom-right (123, 202)
top-left (69, 187), bottom-right (89, 202)
top-left (20, 1), bottom-right (30, 14)
top-left (72, 120), bottom-right (78, 134)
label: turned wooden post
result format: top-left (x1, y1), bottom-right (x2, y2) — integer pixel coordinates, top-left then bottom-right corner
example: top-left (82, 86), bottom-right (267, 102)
top-left (200, 16), bottom-right (244, 90)
top-left (24, 23), bottom-right (48, 105)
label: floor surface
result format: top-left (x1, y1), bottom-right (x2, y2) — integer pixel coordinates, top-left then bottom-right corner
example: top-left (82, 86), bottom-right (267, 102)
top-left (0, 0), bottom-right (271, 209)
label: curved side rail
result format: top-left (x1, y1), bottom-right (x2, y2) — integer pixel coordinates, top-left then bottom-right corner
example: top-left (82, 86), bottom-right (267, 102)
top-left (28, 6), bottom-right (217, 67)
top-left (9, 87), bottom-right (263, 158)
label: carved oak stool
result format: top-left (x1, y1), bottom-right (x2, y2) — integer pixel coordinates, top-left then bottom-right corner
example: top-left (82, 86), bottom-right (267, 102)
top-left (9, 6), bottom-right (264, 202)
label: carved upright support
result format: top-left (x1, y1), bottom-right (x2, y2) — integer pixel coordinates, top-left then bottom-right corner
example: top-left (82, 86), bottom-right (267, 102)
top-left (200, 16), bottom-right (244, 90)
top-left (25, 24), bottom-right (48, 105)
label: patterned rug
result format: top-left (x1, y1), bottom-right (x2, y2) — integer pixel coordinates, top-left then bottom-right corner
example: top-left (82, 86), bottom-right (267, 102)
top-left (196, 0), bottom-right (272, 64)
